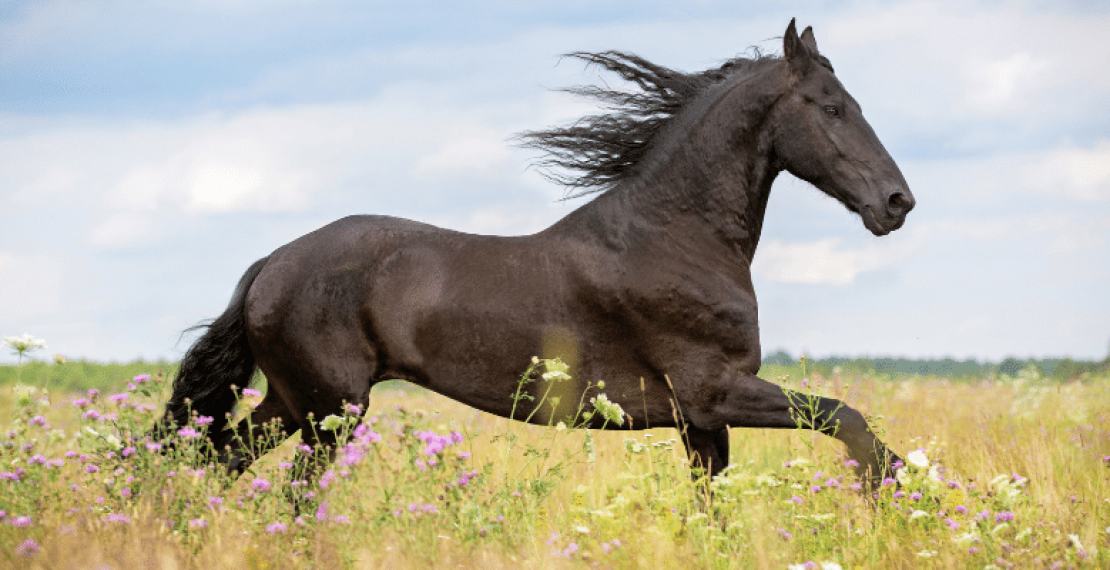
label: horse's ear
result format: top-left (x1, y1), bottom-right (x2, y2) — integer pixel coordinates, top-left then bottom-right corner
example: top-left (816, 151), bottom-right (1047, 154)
top-left (800, 26), bottom-right (819, 53)
top-left (783, 18), bottom-right (813, 75)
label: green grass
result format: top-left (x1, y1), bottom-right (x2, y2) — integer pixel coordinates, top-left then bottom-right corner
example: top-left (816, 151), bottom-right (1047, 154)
top-left (1, 360), bottom-right (1107, 568)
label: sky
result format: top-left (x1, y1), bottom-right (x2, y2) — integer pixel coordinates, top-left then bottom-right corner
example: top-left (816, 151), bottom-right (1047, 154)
top-left (1, 0), bottom-right (1108, 364)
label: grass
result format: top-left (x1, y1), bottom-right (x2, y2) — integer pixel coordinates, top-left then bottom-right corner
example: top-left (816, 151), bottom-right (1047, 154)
top-left (0, 359), bottom-right (1107, 568)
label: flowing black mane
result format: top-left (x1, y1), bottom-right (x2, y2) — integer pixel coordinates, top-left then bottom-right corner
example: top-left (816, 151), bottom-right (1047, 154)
top-left (518, 50), bottom-right (780, 197)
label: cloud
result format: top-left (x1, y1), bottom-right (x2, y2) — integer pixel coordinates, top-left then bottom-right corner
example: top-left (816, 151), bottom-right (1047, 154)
top-left (752, 238), bottom-right (908, 286)
top-left (0, 252), bottom-right (64, 319)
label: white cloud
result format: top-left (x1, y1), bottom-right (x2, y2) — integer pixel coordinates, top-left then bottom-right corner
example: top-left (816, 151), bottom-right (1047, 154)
top-left (752, 238), bottom-right (904, 285)
top-left (0, 252), bottom-right (64, 319)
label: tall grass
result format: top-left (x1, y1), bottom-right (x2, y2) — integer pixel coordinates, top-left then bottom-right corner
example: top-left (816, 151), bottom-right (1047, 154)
top-left (1, 360), bottom-right (1107, 568)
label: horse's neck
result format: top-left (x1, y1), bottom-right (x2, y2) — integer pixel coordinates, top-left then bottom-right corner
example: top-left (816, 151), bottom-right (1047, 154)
top-left (560, 123), bottom-right (780, 264)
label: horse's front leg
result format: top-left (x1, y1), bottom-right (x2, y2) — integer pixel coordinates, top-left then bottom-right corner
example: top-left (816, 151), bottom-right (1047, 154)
top-left (684, 374), bottom-right (901, 488)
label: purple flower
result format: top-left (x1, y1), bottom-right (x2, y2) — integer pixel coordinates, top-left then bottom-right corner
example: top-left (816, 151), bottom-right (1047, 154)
top-left (947, 481), bottom-right (961, 489)
top-left (790, 496), bottom-right (803, 504)
top-left (809, 485), bottom-right (822, 493)
top-left (121, 488), bottom-right (132, 498)
top-left (316, 502), bottom-right (329, 521)
top-left (194, 416), bottom-right (214, 426)
top-left (133, 374), bottom-right (151, 383)
top-left (319, 470), bottom-right (337, 489)
top-left (2, 471), bottom-right (20, 482)
top-left (777, 527), bottom-right (793, 540)
top-left (189, 518), bottom-right (207, 529)
top-left (177, 427), bottom-right (201, 439)
top-left (945, 518), bottom-right (960, 530)
top-left (109, 393), bottom-right (128, 404)
top-left (145, 442), bottom-right (162, 452)
top-left (893, 490), bottom-right (905, 499)
top-left (955, 505), bottom-right (968, 514)
top-left (208, 496), bottom-right (224, 509)
top-left (82, 409), bottom-right (101, 421)
top-left (266, 522), bottom-right (286, 534)
top-left (844, 459), bottom-right (859, 468)
top-left (105, 513), bottom-right (130, 524)
top-left (85, 465), bottom-right (99, 474)
top-left (882, 477), bottom-right (896, 487)
top-left (242, 388), bottom-right (262, 397)
top-left (995, 511), bottom-right (1015, 523)
top-left (910, 492), bottom-right (922, 501)
top-left (72, 398), bottom-right (88, 408)
top-left (16, 539), bottom-right (39, 556)
top-left (251, 478), bottom-right (272, 492)
top-left (345, 403), bottom-right (361, 415)
top-left (333, 515), bottom-right (350, 524)
top-left (12, 516), bottom-right (32, 527)
top-left (121, 446), bottom-right (136, 457)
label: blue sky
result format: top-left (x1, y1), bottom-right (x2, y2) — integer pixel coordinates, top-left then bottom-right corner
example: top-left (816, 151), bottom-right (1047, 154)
top-left (1, 0), bottom-right (1108, 364)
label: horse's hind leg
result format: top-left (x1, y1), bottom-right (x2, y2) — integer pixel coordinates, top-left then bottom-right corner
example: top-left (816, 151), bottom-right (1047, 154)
top-left (684, 426), bottom-right (730, 480)
top-left (220, 391), bottom-right (298, 476)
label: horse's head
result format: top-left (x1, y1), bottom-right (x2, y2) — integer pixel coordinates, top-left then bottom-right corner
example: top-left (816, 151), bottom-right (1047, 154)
top-left (770, 19), bottom-right (914, 236)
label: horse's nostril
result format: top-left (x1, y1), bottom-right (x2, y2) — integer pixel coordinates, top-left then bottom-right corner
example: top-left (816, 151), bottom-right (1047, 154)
top-left (887, 192), bottom-right (911, 214)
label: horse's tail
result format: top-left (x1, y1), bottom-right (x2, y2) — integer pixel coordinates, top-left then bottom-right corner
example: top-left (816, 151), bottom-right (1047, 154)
top-left (158, 256), bottom-right (270, 443)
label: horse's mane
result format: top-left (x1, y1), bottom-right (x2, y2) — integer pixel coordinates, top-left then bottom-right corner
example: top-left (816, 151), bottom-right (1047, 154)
top-left (517, 50), bottom-right (783, 198)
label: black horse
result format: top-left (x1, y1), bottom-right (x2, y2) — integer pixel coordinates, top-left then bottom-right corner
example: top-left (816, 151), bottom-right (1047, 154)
top-left (163, 20), bottom-right (914, 485)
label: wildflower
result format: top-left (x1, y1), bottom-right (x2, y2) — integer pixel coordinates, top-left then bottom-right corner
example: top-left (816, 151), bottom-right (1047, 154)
top-left (108, 393), bottom-right (128, 404)
top-left (945, 518), bottom-right (960, 531)
top-left (345, 403), bottom-right (361, 415)
top-left (316, 503), bottom-right (329, 521)
top-left (86, 465), bottom-right (99, 474)
top-left (145, 442), bottom-right (162, 452)
top-left (16, 538), bottom-right (40, 556)
top-left (133, 374), bottom-right (151, 383)
top-left (790, 496), bottom-right (804, 505)
top-left (279, 461), bottom-right (293, 470)
top-left (995, 511), bottom-right (1015, 523)
top-left (266, 522), bottom-right (286, 534)
top-left (910, 492), bottom-right (922, 501)
top-left (955, 505), bottom-right (968, 514)
top-left (12, 516), bottom-right (32, 527)
top-left (319, 470), bottom-right (336, 489)
top-left (809, 485), bottom-right (822, 493)
top-left (319, 414), bottom-right (348, 431)
top-left (121, 446), bottom-right (136, 457)
top-left (188, 518), bottom-right (207, 529)
top-left (905, 449), bottom-right (929, 468)
top-left (909, 510), bottom-right (930, 521)
top-left (104, 513), bottom-right (130, 524)
top-left (72, 398), bottom-right (89, 408)
top-left (121, 488), bottom-right (132, 499)
top-left (208, 497), bottom-right (224, 509)
top-left (242, 388), bottom-right (262, 397)
top-left (893, 490), bottom-right (904, 499)
top-left (590, 393), bottom-right (625, 426)
top-left (778, 528), bottom-right (793, 540)
top-left (194, 416), bottom-right (213, 426)
top-left (177, 426), bottom-right (201, 439)
top-left (82, 409), bottom-right (101, 421)
top-left (882, 477), bottom-right (895, 487)
top-left (251, 478), bottom-right (272, 492)
top-left (334, 515), bottom-right (350, 524)
top-left (844, 459), bottom-right (859, 468)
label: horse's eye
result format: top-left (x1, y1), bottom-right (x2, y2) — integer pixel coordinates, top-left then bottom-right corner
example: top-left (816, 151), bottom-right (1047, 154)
top-left (824, 106), bottom-right (840, 118)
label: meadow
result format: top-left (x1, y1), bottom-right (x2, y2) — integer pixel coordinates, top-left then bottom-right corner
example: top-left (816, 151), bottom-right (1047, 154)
top-left (1, 358), bottom-right (1107, 569)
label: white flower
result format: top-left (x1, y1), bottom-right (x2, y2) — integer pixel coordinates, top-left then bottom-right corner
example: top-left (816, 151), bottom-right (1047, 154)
top-left (909, 510), bottom-right (930, 521)
top-left (540, 358), bottom-right (571, 382)
top-left (905, 449), bottom-right (929, 468)
top-left (319, 414), bottom-right (349, 431)
top-left (590, 394), bottom-right (625, 426)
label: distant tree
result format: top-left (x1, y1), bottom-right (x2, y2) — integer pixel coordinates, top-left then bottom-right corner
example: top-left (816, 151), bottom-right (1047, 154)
top-left (997, 357), bottom-right (1024, 377)
top-left (762, 350), bottom-right (795, 366)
